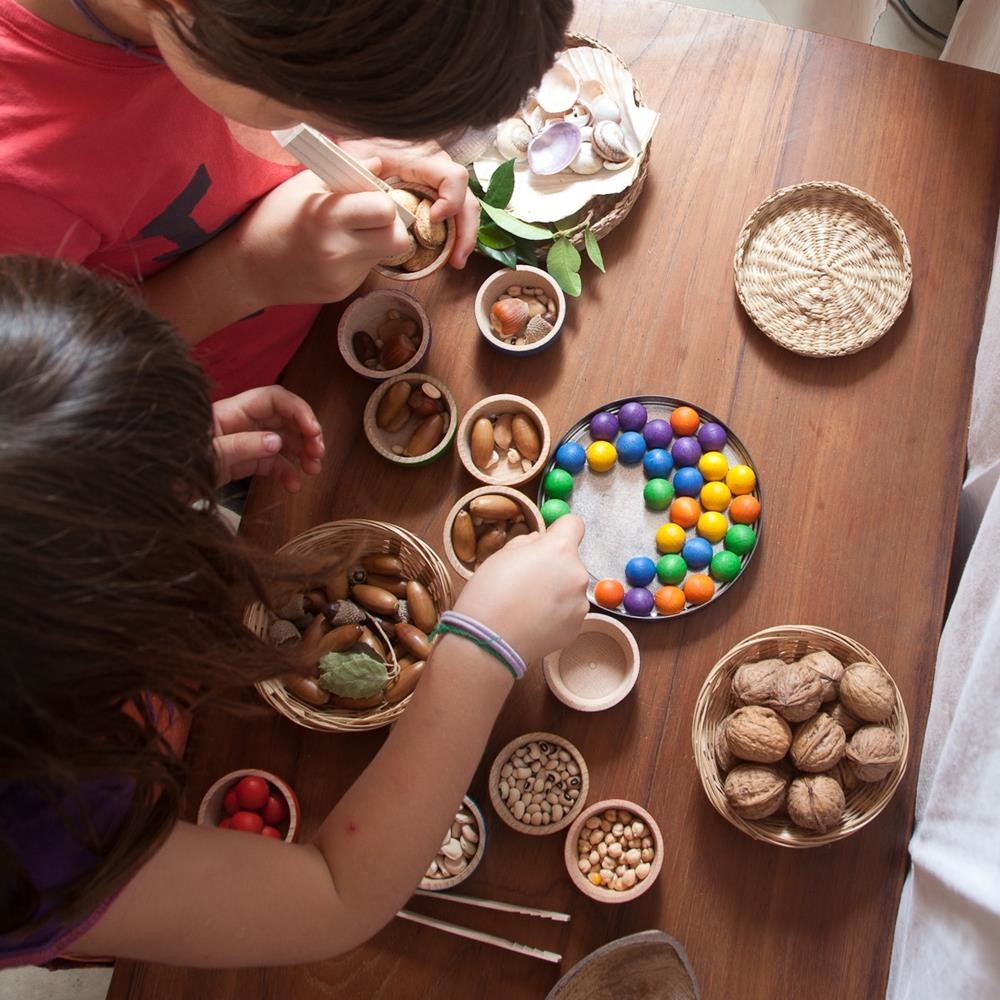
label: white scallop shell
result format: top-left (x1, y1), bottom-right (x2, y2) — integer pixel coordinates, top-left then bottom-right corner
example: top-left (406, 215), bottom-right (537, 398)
top-left (579, 78), bottom-right (605, 103)
top-left (527, 121), bottom-right (582, 175)
top-left (536, 63), bottom-right (580, 114)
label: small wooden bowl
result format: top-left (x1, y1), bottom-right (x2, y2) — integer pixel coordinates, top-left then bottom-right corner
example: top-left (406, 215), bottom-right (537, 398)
top-left (197, 768), bottom-right (301, 843)
top-left (374, 182), bottom-right (456, 281)
top-left (457, 394), bottom-right (551, 486)
top-left (488, 731), bottom-right (589, 836)
top-left (564, 798), bottom-right (663, 903)
top-left (363, 373), bottom-right (458, 466)
top-left (692, 625), bottom-right (910, 847)
top-left (442, 484), bottom-right (545, 580)
top-left (419, 795), bottom-right (487, 891)
top-left (474, 265), bottom-right (566, 355)
top-left (543, 613), bottom-right (640, 712)
top-left (337, 289), bottom-right (430, 380)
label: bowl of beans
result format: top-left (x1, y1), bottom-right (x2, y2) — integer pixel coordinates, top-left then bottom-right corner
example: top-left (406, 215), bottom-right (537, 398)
top-left (197, 768), bottom-right (300, 843)
top-left (419, 795), bottom-right (486, 891)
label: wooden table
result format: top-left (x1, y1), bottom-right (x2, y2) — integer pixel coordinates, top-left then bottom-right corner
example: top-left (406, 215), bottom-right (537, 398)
top-left (109, 3), bottom-right (1000, 998)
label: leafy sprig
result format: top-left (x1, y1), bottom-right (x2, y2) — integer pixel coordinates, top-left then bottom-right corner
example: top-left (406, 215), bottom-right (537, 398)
top-left (469, 159), bottom-right (605, 297)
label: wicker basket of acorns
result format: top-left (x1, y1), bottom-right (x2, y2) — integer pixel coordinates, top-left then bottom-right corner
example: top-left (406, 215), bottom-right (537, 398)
top-left (692, 625), bottom-right (909, 847)
top-left (246, 519), bottom-right (452, 732)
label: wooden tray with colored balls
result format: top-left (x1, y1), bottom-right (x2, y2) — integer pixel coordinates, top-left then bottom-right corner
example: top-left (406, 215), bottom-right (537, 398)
top-left (537, 396), bottom-right (762, 619)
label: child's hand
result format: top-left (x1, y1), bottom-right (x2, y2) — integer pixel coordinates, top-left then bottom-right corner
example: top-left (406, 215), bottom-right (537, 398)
top-left (452, 514), bottom-right (590, 665)
top-left (212, 386), bottom-right (324, 491)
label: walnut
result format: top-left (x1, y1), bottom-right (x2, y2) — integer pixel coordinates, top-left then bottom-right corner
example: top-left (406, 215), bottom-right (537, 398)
top-left (724, 764), bottom-right (788, 819)
top-left (797, 650), bottom-right (844, 702)
top-left (787, 774), bottom-right (845, 832)
top-left (826, 700), bottom-right (862, 737)
top-left (731, 658), bottom-right (785, 705)
top-left (846, 725), bottom-right (902, 781)
top-left (840, 661), bottom-right (896, 722)
top-left (714, 725), bottom-right (736, 772)
top-left (790, 712), bottom-right (846, 772)
top-left (724, 705), bottom-right (792, 763)
top-left (770, 661), bottom-right (825, 722)
top-left (823, 759), bottom-right (861, 792)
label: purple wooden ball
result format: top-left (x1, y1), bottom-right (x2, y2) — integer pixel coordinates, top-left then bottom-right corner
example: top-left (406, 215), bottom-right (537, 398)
top-left (623, 587), bottom-right (655, 616)
top-left (671, 435), bottom-right (703, 467)
top-left (643, 418), bottom-right (673, 450)
top-left (618, 401), bottom-right (648, 432)
top-left (697, 421), bottom-right (727, 451)
top-left (589, 410), bottom-right (620, 442)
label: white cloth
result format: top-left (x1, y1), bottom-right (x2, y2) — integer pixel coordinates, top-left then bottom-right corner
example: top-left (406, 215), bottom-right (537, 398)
top-left (942, 0), bottom-right (1000, 76)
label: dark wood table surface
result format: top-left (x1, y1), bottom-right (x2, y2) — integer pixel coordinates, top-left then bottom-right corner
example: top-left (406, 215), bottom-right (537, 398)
top-left (109, 3), bottom-right (1000, 998)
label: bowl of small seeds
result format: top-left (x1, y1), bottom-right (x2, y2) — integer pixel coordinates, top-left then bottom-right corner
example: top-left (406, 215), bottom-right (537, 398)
top-left (488, 731), bottom-right (589, 835)
top-left (474, 265), bottom-right (566, 355)
top-left (442, 485), bottom-right (545, 580)
top-left (337, 288), bottom-right (430, 380)
top-left (420, 795), bottom-right (486, 891)
top-left (363, 373), bottom-right (459, 466)
top-left (457, 394), bottom-right (551, 486)
top-left (564, 799), bottom-right (663, 902)
top-left (375, 182), bottom-right (457, 281)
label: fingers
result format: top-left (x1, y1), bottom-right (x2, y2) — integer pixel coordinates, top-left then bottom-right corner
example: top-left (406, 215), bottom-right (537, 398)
top-left (542, 513), bottom-right (586, 548)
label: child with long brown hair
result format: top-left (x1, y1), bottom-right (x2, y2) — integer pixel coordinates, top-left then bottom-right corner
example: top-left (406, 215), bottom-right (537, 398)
top-left (0, 255), bottom-right (590, 967)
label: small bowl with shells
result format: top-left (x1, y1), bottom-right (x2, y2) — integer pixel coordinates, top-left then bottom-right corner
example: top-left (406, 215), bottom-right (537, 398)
top-left (337, 289), bottom-right (430, 380)
top-left (442, 485), bottom-right (545, 580)
top-left (375, 181), bottom-right (456, 281)
top-left (692, 624), bottom-right (910, 847)
top-left (474, 265), bottom-right (566, 355)
top-left (457, 394), bottom-right (551, 486)
top-left (488, 731), bottom-right (589, 835)
top-left (363, 373), bottom-right (459, 466)
top-left (247, 519), bottom-right (452, 732)
top-left (420, 795), bottom-right (487, 891)
top-left (564, 799), bottom-right (663, 903)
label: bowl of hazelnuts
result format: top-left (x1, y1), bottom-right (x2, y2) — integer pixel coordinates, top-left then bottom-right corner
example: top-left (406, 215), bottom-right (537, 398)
top-left (692, 624), bottom-right (909, 847)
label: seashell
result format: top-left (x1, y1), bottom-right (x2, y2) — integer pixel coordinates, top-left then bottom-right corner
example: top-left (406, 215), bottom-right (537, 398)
top-left (489, 297), bottom-right (530, 337)
top-left (585, 93), bottom-right (622, 125)
top-left (522, 100), bottom-right (548, 136)
top-left (535, 63), bottom-right (580, 114)
top-left (524, 316), bottom-right (554, 344)
top-left (563, 102), bottom-right (591, 129)
top-left (569, 141), bottom-right (604, 175)
top-left (591, 119), bottom-right (631, 163)
top-left (527, 121), bottom-right (582, 176)
top-left (496, 118), bottom-right (531, 161)
top-left (579, 78), bottom-right (605, 104)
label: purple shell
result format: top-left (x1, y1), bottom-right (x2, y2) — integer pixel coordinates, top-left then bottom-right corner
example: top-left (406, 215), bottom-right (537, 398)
top-left (671, 436), bottom-right (703, 467)
top-left (623, 587), bottom-right (655, 616)
top-left (697, 421), bottom-right (727, 451)
top-left (527, 122), bottom-right (583, 176)
top-left (643, 418), bottom-right (673, 450)
top-left (618, 401), bottom-right (648, 432)
top-left (589, 410), bottom-right (620, 441)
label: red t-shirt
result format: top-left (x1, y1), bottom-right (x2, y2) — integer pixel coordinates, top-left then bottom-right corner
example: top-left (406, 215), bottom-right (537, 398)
top-left (0, 0), bottom-right (320, 398)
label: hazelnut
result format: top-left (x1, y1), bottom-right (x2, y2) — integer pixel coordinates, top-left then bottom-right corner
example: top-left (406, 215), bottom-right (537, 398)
top-left (770, 661), bottom-right (825, 722)
top-left (826, 700), bottom-right (862, 737)
top-left (790, 712), bottom-right (846, 772)
top-left (797, 650), bottom-right (844, 702)
top-left (840, 662), bottom-right (896, 722)
top-left (787, 774), bottom-right (845, 833)
top-left (724, 705), bottom-right (792, 763)
top-left (846, 725), bottom-right (902, 782)
top-left (724, 764), bottom-right (788, 820)
top-left (731, 658), bottom-right (784, 705)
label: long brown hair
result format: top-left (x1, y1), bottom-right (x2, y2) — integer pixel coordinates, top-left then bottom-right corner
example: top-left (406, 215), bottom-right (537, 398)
top-left (152, 0), bottom-right (574, 140)
top-left (0, 256), bottom-right (308, 936)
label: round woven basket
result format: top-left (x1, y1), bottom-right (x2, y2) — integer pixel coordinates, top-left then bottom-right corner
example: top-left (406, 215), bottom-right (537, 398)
top-left (247, 519), bottom-right (453, 732)
top-left (733, 181), bottom-right (912, 357)
top-left (692, 625), bottom-right (910, 847)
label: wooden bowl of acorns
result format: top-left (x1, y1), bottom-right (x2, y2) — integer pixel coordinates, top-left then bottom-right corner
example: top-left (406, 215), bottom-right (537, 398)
top-left (692, 625), bottom-right (909, 847)
top-left (246, 519), bottom-right (452, 732)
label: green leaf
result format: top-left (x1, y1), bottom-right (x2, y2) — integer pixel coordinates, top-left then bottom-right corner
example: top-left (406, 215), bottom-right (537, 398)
top-left (467, 172), bottom-right (486, 200)
top-left (480, 202), bottom-right (554, 241)
top-left (317, 650), bottom-right (388, 699)
top-left (550, 266), bottom-right (583, 297)
top-left (477, 223), bottom-right (516, 250)
top-left (546, 236), bottom-right (583, 297)
top-left (482, 159), bottom-right (516, 209)
top-left (584, 227), bottom-right (606, 273)
top-left (477, 241), bottom-right (518, 268)
top-left (554, 212), bottom-right (581, 231)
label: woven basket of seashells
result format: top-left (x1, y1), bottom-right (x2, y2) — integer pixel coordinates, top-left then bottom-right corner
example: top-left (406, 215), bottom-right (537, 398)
top-left (470, 32), bottom-right (658, 257)
top-left (247, 519), bottom-right (452, 733)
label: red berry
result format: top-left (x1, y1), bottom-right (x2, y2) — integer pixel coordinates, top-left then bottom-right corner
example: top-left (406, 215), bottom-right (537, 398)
top-left (229, 810), bottom-right (264, 834)
top-left (260, 826), bottom-right (282, 839)
top-left (223, 789), bottom-right (239, 816)
top-left (261, 793), bottom-right (289, 827)
top-left (218, 817), bottom-right (233, 830)
top-left (234, 775), bottom-right (269, 812)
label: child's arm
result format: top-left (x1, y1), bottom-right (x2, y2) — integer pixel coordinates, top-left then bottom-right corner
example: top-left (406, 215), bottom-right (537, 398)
top-left (69, 516), bottom-right (589, 967)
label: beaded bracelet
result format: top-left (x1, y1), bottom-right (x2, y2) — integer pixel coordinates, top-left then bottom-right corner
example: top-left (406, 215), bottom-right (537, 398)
top-left (429, 610), bottom-right (527, 681)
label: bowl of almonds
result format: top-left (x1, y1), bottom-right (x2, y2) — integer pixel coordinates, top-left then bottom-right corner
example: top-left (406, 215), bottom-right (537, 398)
top-left (474, 264), bottom-right (566, 355)
top-left (692, 624), bottom-right (910, 847)
top-left (337, 289), bottom-right (430, 380)
top-left (442, 485), bottom-right (545, 580)
top-left (420, 795), bottom-right (486, 891)
top-left (363, 373), bottom-right (459, 466)
top-left (457, 394), bottom-right (551, 486)
top-left (375, 182), bottom-right (456, 281)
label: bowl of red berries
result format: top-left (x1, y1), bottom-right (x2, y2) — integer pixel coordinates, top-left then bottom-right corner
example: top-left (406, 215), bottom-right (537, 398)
top-left (197, 768), bottom-right (301, 843)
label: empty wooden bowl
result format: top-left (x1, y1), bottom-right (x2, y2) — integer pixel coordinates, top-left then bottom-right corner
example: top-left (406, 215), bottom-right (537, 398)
top-left (419, 795), bottom-right (487, 891)
top-left (543, 613), bottom-right (640, 712)
top-left (442, 485), bottom-right (545, 580)
top-left (374, 181), bottom-right (456, 281)
top-left (474, 265), bottom-right (566, 355)
top-left (457, 394), bottom-right (551, 486)
top-left (363, 373), bottom-right (458, 466)
top-left (337, 289), bottom-right (430, 379)
top-left (564, 798), bottom-right (663, 903)
top-left (198, 768), bottom-right (301, 843)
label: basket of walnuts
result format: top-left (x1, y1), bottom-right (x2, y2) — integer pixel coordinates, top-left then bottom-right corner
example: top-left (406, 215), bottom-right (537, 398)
top-left (692, 625), bottom-right (909, 847)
